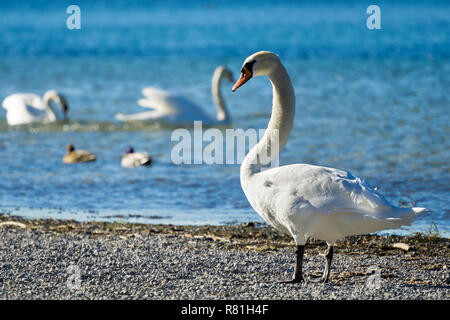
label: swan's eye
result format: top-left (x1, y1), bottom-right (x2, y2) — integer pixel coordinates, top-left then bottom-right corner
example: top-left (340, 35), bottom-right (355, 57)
top-left (243, 60), bottom-right (256, 73)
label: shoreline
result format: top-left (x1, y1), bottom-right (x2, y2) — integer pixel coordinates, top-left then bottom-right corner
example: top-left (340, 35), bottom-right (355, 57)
top-left (1, 213), bottom-right (448, 254)
top-left (0, 214), bottom-right (448, 299)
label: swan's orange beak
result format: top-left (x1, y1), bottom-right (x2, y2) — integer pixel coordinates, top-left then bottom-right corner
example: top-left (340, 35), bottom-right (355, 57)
top-left (232, 67), bottom-right (252, 92)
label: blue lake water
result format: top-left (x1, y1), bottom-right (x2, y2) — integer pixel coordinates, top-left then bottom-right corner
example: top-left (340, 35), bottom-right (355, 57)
top-left (0, 0), bottom-right (449, 236)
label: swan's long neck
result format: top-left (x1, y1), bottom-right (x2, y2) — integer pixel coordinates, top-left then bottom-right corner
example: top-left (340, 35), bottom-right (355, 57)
top-left (212, 68), bottom-right (230, 122)
top-left (241, 63), bottom-right (295, 179)
top-left (43, 96), bottom-right (57, 122)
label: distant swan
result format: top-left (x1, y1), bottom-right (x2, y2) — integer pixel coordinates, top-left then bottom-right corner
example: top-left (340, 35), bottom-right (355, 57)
top-left (2, 90), bottom-right (69, 126)
top-left (233, 51), bottom-right (427, 283)
top-left (121, 146), bottom-right (152, 168)
top-left (63, 144), bottom-right (96, 164)
top-left (116, 66), bottom-right (234, 125)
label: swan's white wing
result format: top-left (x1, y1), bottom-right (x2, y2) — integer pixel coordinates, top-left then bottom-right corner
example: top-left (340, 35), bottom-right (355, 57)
top-left (298, 165), bottom-right (389, 212)
top-left (248, 164), bottom-right (424, 243)
top-left (2, 94), bottom-right (47, 125)
top-left (139, 87), bottom-right (177, 114)
top-left (117, 87), bottom-right (210, 122)
top-left (3, 94), bottom-right (44, 109)
top-left (142, 87), bottom-right (172, 99)
top-left (252, 165), bottom-right (384, 211)
top-left (140, 87), bottom-right (211, 119)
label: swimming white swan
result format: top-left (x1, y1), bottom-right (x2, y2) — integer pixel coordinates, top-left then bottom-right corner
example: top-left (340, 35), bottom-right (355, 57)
top-left (2, 90), bottom-right (69, 126)
top-left (121, 146), bottom-right (152, 168)
top-left (116, 66), bottom-right (234, 125)
top-left (233, 51), bottom-right (427, 283)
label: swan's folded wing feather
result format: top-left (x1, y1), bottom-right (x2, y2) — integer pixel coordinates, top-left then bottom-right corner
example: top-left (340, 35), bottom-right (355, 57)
top-left (317, 167), bottom-right (391, 213)
top-left (139, 87), bottom-right (181, 114)
top-left (140, 87), bottom-right (206, 117)
top-left (301, 165), bottom-right (392, 214)
top-left (142, 87), bottom-right (172, 99)
top-left (3, 93), bottom-right (43, 110)
top-left (256, 164), bottom-right (419, 241)
top-left (3, 94), bottom-right (47, 125)
top-left (265, 164), bottom-right (393, 216)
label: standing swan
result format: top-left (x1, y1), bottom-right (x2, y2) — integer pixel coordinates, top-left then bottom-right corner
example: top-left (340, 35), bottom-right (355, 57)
top-left (2, 90), bottom-right (69, 126)
top-left (232, 51), bottom-right (427, 283)
top-left (116, 66), bottom-right (234, 125)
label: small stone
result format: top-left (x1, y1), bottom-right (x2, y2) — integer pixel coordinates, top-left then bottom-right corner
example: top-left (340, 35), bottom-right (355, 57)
top-left (392, 243), bottom-right (410, 251)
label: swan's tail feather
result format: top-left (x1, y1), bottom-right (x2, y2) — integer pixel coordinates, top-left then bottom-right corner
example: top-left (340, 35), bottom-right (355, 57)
top-left (412, 207), bottom-right (428, 214)
top-left (402, 207), bottom-right (428, 222)
top-left (383, 206), bottom-right (428, 228)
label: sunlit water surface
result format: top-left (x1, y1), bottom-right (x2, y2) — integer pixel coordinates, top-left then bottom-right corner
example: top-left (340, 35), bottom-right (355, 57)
top-left (0, 1), bottom-right (448, 236)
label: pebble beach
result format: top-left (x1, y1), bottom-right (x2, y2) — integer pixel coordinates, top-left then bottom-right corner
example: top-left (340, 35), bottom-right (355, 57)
top-left (0, 214), bottom-right (448, 300)
top-left (1, 1), bottom-right (449, 304)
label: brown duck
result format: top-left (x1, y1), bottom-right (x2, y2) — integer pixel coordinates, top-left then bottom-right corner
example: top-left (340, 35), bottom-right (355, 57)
top-left (63, 144), bottom-right (96, 164)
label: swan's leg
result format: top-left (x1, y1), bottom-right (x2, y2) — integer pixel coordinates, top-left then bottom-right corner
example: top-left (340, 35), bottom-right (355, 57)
top-left (293, 245), bottom-right (305, 282)
top-left (321, 244), bottom-right (333, 283)
top-left (280, 245), bottom-right (305, 283)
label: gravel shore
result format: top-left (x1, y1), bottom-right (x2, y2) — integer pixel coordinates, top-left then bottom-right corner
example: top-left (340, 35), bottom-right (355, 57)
top-left (0, 214), bottom-right (448, 300)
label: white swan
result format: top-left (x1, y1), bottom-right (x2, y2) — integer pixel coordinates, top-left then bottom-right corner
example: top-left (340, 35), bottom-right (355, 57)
top-left (116, 66), bottom-right (233, 125)
top-left (121, 146), bottom-right (152, 168)
top-left (2, 90), bottom-right (69, 126)
top-left (233, 51), bottom-right (427, 283)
